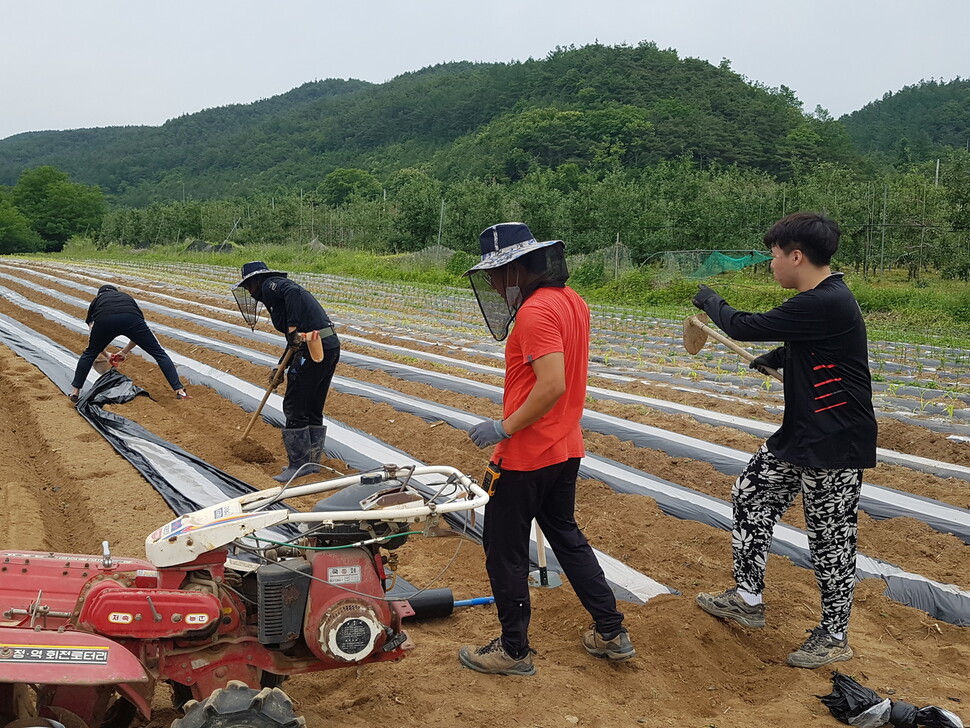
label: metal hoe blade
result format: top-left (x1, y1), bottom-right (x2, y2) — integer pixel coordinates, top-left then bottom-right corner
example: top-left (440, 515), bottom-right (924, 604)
top-left (683, 313), bottom-right (710, 355)
top-left (683, 313), bottom-right (783, 382)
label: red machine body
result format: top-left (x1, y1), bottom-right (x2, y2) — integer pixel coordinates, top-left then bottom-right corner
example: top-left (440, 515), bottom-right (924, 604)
top-left (304, 547), bottom-right (408, 667)
top-left (0, 465), bottom-right (487, 726)
top-left (78, 585), bottom-right (223, 639)
top-left (0, 551), bottom-right (161, 723)
top-left (0, 546), bottom-right (410, 725)
top-left (0, 550), bottom-right (160, 630)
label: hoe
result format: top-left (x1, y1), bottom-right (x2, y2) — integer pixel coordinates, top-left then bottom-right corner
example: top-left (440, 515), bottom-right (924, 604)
top-left (0, 465), bottom-right (488, 727)
top-left (683, 312), bottom-right (783, 382)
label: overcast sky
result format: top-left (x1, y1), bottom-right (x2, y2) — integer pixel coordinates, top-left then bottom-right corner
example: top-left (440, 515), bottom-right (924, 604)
top-left (2, 0), bottom-right (966, 141)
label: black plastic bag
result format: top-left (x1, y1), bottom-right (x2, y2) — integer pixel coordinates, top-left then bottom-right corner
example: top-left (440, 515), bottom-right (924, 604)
top-left (818, 673), bottom-right (963, 728)
top-left (819, 672), bottom-right (892, 727)
top-left (910, 705), bottom-right (965, 728)
top-left (819, 672), bottom-right (887, 724)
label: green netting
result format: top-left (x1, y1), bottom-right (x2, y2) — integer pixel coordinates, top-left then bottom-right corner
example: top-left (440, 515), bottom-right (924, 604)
top-left (687, 251), bottom-right (771, 279)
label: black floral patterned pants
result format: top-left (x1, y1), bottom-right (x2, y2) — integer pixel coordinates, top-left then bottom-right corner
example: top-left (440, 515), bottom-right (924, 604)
top-left (731, 445), bottom-right (862, 635)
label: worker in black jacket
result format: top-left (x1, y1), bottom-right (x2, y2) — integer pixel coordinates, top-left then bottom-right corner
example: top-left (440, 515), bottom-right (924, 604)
top-left (69, 285), bottom-right (188, 403)
top-left (232, 262), bottom-right (340, 482)
top-left (691, 212), bottom-right (877, 670)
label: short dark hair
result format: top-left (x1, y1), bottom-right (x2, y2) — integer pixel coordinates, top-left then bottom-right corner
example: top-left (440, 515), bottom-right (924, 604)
top-left (763, 212), bottom-right (840, 266)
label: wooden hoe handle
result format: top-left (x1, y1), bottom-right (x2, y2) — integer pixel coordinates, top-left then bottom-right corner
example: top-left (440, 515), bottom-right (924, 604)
top-left (686, 316), bottom-right (784, 383)
top-left (241, 347), bottom-right (296, 440)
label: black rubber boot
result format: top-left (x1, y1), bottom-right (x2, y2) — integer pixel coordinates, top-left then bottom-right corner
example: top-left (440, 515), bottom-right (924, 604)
top-left (274, 427), bottom-right (312, 482)
top-left (306, 425), bottom-right (327, 474)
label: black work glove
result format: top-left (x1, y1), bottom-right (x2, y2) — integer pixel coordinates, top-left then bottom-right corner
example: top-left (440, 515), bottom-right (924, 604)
top-left (692, 284), bottom-right (720, 311)
top-left (749, 354), bottom-right (774, 377)
top-left (268, 367), bottom-right (282, 390)
top-left (286, 330), bottom-right (304, 350)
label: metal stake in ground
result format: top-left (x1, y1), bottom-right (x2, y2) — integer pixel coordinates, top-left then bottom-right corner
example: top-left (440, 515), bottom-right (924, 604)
top-left (683, 312), bottom-right (783, 383)
top-left (528, 523), bottom-right (562, 588)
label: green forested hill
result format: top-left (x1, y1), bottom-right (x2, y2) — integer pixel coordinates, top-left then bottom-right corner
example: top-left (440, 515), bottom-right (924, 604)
top-left (0, 43), bottom-right (861, 204)
top-left (0, 78), bottom-right (373, 201)
top-left (841, 78), bottom-right (970, 159)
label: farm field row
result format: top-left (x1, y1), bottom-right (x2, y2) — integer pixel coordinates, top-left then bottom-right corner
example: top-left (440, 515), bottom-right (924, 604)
top-left (0, 258), bottom-right (967, 727)
top-left (50, 258), bottom-right (970, 391)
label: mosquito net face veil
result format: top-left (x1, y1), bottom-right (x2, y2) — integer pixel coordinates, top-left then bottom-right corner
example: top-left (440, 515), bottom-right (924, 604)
top-left (231, 261), bottom-right (288, 330)
top-left (465, 223), bottom-right (567, 341)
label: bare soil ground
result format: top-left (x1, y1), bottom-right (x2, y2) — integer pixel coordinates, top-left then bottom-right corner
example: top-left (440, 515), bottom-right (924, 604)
top-left (0, 260), bottom-right (968, 728)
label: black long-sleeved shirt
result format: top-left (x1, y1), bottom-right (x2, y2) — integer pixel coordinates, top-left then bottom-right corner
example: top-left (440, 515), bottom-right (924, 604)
top-left (85, 285), bottom-right (143, 324)
top-left (699, 273), bottom-right (877, 469)
top-left (255, 276), bottom-right (339, 350)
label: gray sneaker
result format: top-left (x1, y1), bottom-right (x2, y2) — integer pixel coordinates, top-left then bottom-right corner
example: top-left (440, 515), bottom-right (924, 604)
top-left (458, 637), bottom-right (536, 676)
top-left (786, 627), bottom-right (853, 669)
top-left (695, 587), bottom-right (766, 628)
top-left (583, 627), bottom-right (636, 661)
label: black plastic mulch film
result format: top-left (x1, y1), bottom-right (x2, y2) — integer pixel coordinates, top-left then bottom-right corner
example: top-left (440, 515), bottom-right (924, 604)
top-left (0, 312), bottom-right (295, 526)
top-left (1, 278), bottom-right (969, 624)
top-left (0, 309), bottom-right (671, 606)
top-left (6, 273), bottom-right (970, 552)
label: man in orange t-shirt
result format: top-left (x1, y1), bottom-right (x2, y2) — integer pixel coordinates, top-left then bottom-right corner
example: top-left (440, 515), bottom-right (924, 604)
top-left (457, 222), bottom-right (635, 676)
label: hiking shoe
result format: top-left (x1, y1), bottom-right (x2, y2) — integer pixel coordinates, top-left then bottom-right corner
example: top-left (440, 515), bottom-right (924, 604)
top-left (175, 390), bottom-right (192, 400)
top-left (458, 637), bottom-right (536, 676)
top-left (786, 627), bottom-right (853, 669)
top-left (583, 627), bottom-right (636, 661)
top-left (696, 587), bottom-right (765, 628)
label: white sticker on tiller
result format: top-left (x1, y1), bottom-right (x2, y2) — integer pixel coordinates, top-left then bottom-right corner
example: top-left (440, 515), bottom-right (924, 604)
top-left (185, 614), bottom-right (211, 625)
top-left (108, 612), bottom-right (133, 624)
top-left (327, 566), bottom-right (362, 584)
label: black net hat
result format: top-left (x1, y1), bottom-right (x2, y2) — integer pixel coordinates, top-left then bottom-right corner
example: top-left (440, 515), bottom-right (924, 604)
top-left (231, 261), bottom-right (288, 329)
top-left (232, 261), bottom-right (288, 289)
top-left (465, 223), bottom-right (568, 341)
top-left (463, 222), bottom-right (562, 275)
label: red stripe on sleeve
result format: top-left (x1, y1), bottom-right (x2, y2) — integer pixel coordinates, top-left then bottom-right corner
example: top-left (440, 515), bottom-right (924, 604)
top-left (814, 401), bottom-right (847, 413)
top-left (814, 377), bottom-right (842, 387)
